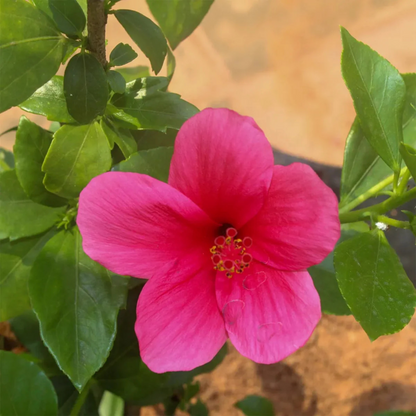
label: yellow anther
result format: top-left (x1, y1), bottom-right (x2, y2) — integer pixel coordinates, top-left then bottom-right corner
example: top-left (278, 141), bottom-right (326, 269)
top-left (225, 237), bottom-right (232, 245)
top-left (210, 246), bottom-right (217, 254)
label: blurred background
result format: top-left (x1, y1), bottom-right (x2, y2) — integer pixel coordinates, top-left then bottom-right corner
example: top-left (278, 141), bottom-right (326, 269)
top-left (1, 0), bottom-right (416, 415)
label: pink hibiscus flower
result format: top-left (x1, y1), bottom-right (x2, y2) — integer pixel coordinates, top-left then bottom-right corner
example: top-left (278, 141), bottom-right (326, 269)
top-left (77, 108), bottom-right (340, 373)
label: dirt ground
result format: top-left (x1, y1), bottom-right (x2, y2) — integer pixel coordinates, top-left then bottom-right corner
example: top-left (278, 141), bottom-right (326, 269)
top-left (1, 0), bottom-right (416, 415)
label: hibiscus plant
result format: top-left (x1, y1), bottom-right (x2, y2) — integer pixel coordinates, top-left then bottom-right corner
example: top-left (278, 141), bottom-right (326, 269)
top-left (0, 0), bottom-right (415, 415)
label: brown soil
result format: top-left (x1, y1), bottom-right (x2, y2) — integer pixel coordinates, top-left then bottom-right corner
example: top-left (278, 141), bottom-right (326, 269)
top-left (1, 1), bottom-right (416, 415)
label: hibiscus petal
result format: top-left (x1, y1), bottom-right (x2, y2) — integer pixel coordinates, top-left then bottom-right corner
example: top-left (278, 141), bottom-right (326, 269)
top-left (77, 172), bottom-right (219, 278)
top-left (241, 163), bottom-right (340, 270)
top-left (169, 108), bottom-right (274, 228)
top-left (215, 261), bottom-right (321, 364)
top-left (136, 262), bottom-right (227, 373)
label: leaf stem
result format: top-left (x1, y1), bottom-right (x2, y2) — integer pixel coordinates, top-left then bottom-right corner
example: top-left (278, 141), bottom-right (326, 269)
top-left (87, 0), bottom-right (107, 66)
top-left (393, 170), bottom-right (400, 193)
top-left (375, 215), bottom-right (410, 229)
top-left (339, 167), bottom-right (407, 213)
top-left (397, 168), bottom-right (411, 195)
top-left (339, 186), bottom-right (416, 224)
top-left (70, 379), bottom-right (93, 416)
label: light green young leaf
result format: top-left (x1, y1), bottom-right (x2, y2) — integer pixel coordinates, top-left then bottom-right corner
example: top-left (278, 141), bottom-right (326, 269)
top-left (0, 230), bottom-right (55, 321)
top-left (42, 122), bottom-right (112, 199)
top-left (0, 170), bottom-right (64, 240)
top-left (99, 391), bottom-right (124, 416)
top-left (0, 147), bottom-right (14, 172)
top-left (114, 9), bottom-right (167, 74)
top-left (340, 73), bottom-right (416, 208)
top-left (116, 66), bottom-right (150, 82)
top-left (334, 230), bottom-right (416, 340)
top-left (19, 76), bottom-right (76, 123)
top-left (400, 142), bottom-right (416, 180)
top-left (341, 27), bottom-right (406, 173)
top-left (101, 119), bottom-right (137, 159)
top-left (14, 116), bottom-right (67, 207)
top-left (29, 228), bottom-right (129, 391)
top-left (0, 350), bottom-right (58, 416)
top-left (111, 79), bottom-right (198, 131)
top-left (146, 0), bottom-right (214, 50)
top-left (64, 52), bottom-right (109, 124)
top-left (0, 0), bottom-right (66, 113)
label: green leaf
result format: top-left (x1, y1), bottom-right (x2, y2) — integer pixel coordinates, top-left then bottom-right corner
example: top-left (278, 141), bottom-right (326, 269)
top-left (116, 65), bottom-right (150, 82)
top-left (107, 70), bottom-right (126, 94)
top-left (52, 375), bottom-right (100, 416)
top-left (10, 310), bottom-right (61, 376)
top-left (340, 73), bottom-right (416, 207)
top-left (403, 210), bottom-right (416, 237)
top-left (400, 142), bottom-right (416, 180)
top-left (189, 400), bottom-right (209, 416)
top-left (167, 48), bottom-right (176, 84)
top-left (0, 350), bottom-right (58, 416)
top-left (29, 228), bottom-right (129, 391)
top-left (0, 170), bottom-right (64, 240)
top-left (235, 395), bottom-right (274, 416)
top-left (0, 147), bottom-right (14, 172)
top-left (64, 52), bottom-right (109, 124)
top-left (111, 82), bottom-right (198, 131)
top-left (109, 43), bottom-right (138, 66)
top-left (0, 0), bottom-right (66, 113)
top-left (374, 412), bottom-right (416, 416)
top-left (99, 391), bottom-right (124, 416)
top-left (62, 39), bottom-right (81, 64)
top-left (334, 230), bottom-right (416, 340)
top-left (168, 344), bottom-right (228, 387)
top-left (146, 0), bottom-right (214, 50)
top-left (309, 226), bottom-right (371, 316)
top-left (49, 0), bottom-right (86, 37)
top-left (101, 119), bottom-right (137, 159)
top-left (114, 9), bottom-right (167, 74)
top-left (19, 76), bottom-right (76, 123)
top-left (112, 147), bottom-right (173, 182)
top-left (96, 288), bottom-right (173, 405)
top-left (42, 122), bottom-right (112, 199)
top-left (340, 27), bottom-right (406, 172)
top-left (180, 382), bottom-right (200, 408)
top-left (14, 117), bottom-right (67, 207)
top-left (0, 126), bottom-right (18, 138)
top-left (135, 129), bottom-right (177, 150)
top-left (309, 253), bottom-right (351, 316)
top-left (0, 230), bottom-right (55, 321)
top-left (76, 0), bottom-right (87, 17)
top-left (34, 0), bottom-right (86, 36)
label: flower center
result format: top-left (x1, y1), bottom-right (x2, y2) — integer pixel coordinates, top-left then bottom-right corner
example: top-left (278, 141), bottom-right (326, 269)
top-left (210, 227), bottom-right (253, 278)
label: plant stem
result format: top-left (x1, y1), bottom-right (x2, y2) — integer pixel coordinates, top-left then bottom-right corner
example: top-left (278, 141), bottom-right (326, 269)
top-left (70, 380), bottom-right (93, 416)
top-left (375, 215), bottom-right (410, 229)
top-left (339, 166), bottom-right (407, 213)
top-left (339, 186), bottom-right (416, 224)
top-left (397, 168), bottom-right (411, 195)
top-left (87, 0), bottom-right (107, 66)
